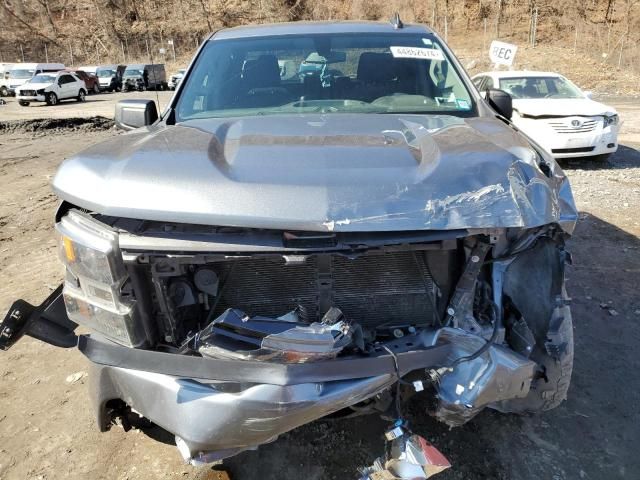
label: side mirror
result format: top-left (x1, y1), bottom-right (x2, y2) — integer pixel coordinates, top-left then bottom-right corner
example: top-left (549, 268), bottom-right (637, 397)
top-left (485, 88), bottom-right (513, 119)
top-left (583, 90), bottom-right (593, 99)
top-left (114, 99), bottom-right (158, 131)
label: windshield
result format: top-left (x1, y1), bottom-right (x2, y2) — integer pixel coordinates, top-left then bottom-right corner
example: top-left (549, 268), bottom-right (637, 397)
top-left (124, 69), bottom-right (143, 76)
top-left (30, 74), bottom-right (56, 84)
top-left (98, 69), bottom-right (115, 77)
top-left (176, 33), bottom-right (475, 120)
top-left (498, 76), bottom-right (584, 99)
top-left (9, 69), bottom-right (35, 79)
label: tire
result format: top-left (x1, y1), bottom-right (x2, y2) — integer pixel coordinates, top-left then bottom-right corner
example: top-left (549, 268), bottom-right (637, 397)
top-left (93, 84), bottom-right (100, 94)
top-left (0, 86), bottom-right (7, 97)
top-left (46, 92), bottom-right (58, 106)
top-left (592, 153), bottom-right (611, 162)
top-left (77, 89), bottom-right (86, 102)
top-left (19, 100), bottom-right (30, 107)
top-left (496, 304), bottom-right (574, 413)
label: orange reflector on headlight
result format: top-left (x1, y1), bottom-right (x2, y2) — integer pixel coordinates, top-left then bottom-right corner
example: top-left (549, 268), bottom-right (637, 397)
top-left (62, 236), bottom-right (76, 262)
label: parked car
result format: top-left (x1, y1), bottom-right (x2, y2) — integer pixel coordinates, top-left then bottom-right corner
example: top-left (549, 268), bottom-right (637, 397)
top-left (95, 64), bottom-right (125, 92)
top-left (0, 63), bottom-right (14, 96)
top-left (67, 69), bottom-right (100, 94)
top-left (122, 63), bottom-right (167, 91)
top-left (15, 71), bottom-right (86, 106)
top-left (78, 65), bottom-right (98, 74)
top-left (1, 21), bottom-right (577, 476)
top-left (168, 68), bottom-right (186, 90)
top-left (472, 70), bottom-right (619, 160)
top-left (5, 63), bottom-right (64, 95)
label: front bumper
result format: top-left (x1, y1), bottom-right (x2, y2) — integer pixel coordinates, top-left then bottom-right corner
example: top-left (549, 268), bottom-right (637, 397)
top-left (91, 363), bottom-right (395, 461)
top-left (515, 116), bottom-right (619, 158)
top-left (17, 94), bottom-right (46, 103)
top-left (2, 286), bottom-right (536, 465)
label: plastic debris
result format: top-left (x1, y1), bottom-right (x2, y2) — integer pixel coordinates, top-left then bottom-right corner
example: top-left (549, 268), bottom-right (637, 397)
top-left (360, 423), bottom-right (451, 479)
top-left (65, 371), bottom-right (87, 384)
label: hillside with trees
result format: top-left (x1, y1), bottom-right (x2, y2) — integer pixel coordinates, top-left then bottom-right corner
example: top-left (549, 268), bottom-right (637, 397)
top-left (1, 0), bottom-right (639, 93)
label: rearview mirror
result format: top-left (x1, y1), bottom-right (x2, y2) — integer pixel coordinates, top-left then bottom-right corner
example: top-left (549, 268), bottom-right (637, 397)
top-left (486, 88), bottom-right (513, 120)
top-left (114, 99), bottom-right (158, 130)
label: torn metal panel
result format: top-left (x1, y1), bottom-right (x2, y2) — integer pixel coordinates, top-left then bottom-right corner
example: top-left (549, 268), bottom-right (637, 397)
top-left (52, 113), bottom-right (577, 233)
top-left (424, 328), bottom-right (537, 427)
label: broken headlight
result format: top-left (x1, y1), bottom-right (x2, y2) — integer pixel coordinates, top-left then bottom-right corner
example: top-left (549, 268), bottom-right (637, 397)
top-left (603, 114), bottom-right (618, 127)
top-left (57, 211), bottom-right (143, 347)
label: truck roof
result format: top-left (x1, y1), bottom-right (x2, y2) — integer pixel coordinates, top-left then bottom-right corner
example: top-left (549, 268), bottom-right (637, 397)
top-left (213, 21), bottom-right (433, 40)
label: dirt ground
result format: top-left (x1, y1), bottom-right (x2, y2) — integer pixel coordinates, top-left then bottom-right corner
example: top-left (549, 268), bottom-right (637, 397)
top-left (0, 98), bottom-right (639, 480)
top-left (0, 90), bottom-right (174, 122)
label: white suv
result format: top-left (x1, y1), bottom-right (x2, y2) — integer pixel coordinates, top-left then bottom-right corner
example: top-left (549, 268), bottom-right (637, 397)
top-left (16, 71), bottom-right (86, 106)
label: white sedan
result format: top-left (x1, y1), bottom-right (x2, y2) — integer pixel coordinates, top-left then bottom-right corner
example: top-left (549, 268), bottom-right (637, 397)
top-left (16, 71), bottom-right (86, 106)
top-left (473, 71), bottom-right (619, 160)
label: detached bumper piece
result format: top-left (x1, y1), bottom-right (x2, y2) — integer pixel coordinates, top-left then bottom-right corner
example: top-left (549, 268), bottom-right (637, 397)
top-left (0, 285), bottom-right (77, 350)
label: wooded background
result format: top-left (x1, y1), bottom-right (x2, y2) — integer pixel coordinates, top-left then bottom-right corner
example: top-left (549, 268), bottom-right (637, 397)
top-left (1, 0), bottom-right (639, 74)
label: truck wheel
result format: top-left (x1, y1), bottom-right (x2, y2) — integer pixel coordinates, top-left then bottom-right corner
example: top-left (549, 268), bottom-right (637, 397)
top-left (592, 153), bottom-right (611, 162)
top-left (19, 100), bottom-right (30, 107)
top-left (46, 92), bottom-right (58, 106)
top-left (496, 305), bottom-right (574, 413)
top-left (77, 89), bottom-right (86, 102)
top-left (0, 86), bottom-right (7, 97)
top-left (93, 84), bottom-right (100, 94)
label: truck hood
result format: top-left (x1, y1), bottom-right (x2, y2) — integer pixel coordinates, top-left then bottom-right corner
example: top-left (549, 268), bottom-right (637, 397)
top-left (52, 114), bottom-right (577, 233)
top-left (513, 98), bottom-right (616, 117)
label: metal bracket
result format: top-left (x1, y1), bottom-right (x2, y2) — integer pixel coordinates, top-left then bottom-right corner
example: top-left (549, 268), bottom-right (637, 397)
top-left (444, 242), bottom-right (491, 328)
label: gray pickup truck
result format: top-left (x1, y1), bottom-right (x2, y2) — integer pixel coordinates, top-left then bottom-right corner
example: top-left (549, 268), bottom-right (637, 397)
top-left (1, 20), bottom-right (577, 474)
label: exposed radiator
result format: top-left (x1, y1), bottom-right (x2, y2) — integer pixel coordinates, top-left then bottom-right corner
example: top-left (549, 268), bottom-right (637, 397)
top-left (211, 251), bottom-right (440, 328)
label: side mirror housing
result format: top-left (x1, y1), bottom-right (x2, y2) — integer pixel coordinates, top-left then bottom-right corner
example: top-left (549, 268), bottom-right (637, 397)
top-left (486, 88), bottom-right (513, 120)
top-left (114, 99), bottom-right (158, 131)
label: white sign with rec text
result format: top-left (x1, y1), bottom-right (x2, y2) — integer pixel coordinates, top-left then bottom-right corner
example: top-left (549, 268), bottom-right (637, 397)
top-left (489, 40), bottom-right (518, 66)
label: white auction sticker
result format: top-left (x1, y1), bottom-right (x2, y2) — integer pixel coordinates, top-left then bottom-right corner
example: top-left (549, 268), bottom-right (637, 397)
top-left (390, 46), bottom-right (444, 61)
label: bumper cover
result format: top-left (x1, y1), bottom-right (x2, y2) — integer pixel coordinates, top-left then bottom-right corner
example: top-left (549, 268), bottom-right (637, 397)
top-left (17, 94), bottom-right (46, 102)
top-left (81, 329), bottom-right (534, 461)
top-left (91, 363), bottom-right (395, 459)
top-left (2, 288), bottom-right (536, 463)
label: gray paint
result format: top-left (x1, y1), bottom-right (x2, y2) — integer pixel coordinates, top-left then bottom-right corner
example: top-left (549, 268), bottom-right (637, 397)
top-left (52, 112), bottom-right (577, 233)
top-left (89, 326), bottom-right (535, 460)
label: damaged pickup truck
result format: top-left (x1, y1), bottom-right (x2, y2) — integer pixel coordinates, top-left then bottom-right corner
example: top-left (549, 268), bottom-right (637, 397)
top-left (0, 20), bottom-right (578, 475)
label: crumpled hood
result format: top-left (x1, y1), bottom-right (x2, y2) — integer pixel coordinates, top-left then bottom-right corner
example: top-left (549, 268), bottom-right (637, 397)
top-left (17, 82), bottom-right (52, 91)
top-left (52, 114), bottom-right (577, 233)
top-left (513, 98), bottom-right (616, 117)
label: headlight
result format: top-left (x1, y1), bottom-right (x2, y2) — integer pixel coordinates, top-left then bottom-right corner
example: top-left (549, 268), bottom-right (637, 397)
top-left (604, 114), bottom-right (618, 127)
top-left (56, 211), bottom-right (144, 347)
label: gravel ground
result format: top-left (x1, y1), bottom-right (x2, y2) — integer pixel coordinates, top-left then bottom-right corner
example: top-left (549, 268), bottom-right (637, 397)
top-left (0, 99), bottom-right (638, 480)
